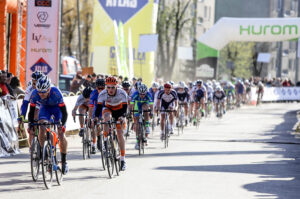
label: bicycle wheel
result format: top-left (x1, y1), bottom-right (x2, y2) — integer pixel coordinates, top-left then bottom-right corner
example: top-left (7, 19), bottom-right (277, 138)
top-left (42, 141), bottom-right (53, 189)
top-left (99, 133), bottom-right (106, 170)
top-left (82, 129), bottom-right (88, 160)
top-left (30, 137), bottom-right (40, 182)
top-left (105, 138), bottom-right (114, 178)
top-left (164, 119), bottom-right (169, 148)
top-left (138, 123), bottom-right (143, 155)
top-left (87, 128), bottom-right (91, 159)
top-left (54, 146), bottom-right (63, 185)
top-left (113, 134), bottom-right (120, 175)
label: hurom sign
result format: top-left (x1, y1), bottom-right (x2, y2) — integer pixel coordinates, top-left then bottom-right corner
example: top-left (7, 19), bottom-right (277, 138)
top-left (197, 17), bottom-right (300, 60)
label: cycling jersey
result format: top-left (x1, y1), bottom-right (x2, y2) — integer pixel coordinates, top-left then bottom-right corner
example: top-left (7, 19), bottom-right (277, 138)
top-left (95, 88), bottom-right (128, 120)
top-left (89, 89), bottom-right (101, 118)
top-left (224, 85), bottom-right (235, 97)
top-left (175, 87), bottom-right (190, 103)
top-left (148, 87), bottom-right (158, 101)
top-left (213, 91), bottom-right (226, 103)
top-left (157, 89), bottom-right (178, 110)
top-left (236, 83), bottom-right (244, 94)
top-left (205, 85), bottom-right (213, 101)
top-left (20, 84), bottom-right (35, 117)
top-left (194, 86), bottom-right (207, 102)
top-left (29, 86), bottom-right (67, 124)
top-left (75, 94), bottom-right (89, 107)
top-left (130, 91), bottom-right (153, 116)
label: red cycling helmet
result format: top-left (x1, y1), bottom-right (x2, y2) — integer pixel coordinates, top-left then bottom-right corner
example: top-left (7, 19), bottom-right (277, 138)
top-left (105, 76), bottom-right (118, 85)
top-left (164, 83), bottom-right (171, 89)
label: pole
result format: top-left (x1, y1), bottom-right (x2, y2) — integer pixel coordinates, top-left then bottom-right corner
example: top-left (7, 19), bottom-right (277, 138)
top-left (295, 1), bottom-right (300, 84)
top-left (76, 0), bottom-right (82, 65)
top-left (59, 0), bottom-right (63, 75)
top-left (192, 0), bottom-right (197, 80)
top-left (276, 0), bottom-right (283, 78)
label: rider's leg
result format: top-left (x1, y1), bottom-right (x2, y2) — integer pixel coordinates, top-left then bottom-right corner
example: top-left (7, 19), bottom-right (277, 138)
top-left (116, 119), bottom-right (126, 161)
top-left (142, 104), bottom-right (150, 136)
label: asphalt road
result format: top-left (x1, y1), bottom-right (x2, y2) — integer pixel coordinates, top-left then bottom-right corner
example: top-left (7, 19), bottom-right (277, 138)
top-left (1, 103), bottom-right (300, 199)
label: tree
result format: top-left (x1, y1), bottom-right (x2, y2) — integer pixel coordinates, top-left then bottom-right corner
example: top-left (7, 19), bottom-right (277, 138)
top-left (156, 0), bottom-right (192, 80)
top-left (218, 42), bottom-right (255, 79)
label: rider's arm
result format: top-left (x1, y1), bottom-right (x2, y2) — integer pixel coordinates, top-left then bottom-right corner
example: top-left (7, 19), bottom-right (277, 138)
top-left (94, 102), bottom-right (103, 118)
top-left (28, 103), bottom-right (36, 123)
top-left (59, 103), bottom-right (68, 126)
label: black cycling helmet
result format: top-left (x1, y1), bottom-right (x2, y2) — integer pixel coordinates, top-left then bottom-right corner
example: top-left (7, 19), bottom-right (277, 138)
top-left (82, 87), bottom-right (93, 98)
top-left (31, 71), bottom-right (44, 80)
top-left (196, 79), bottom-right (203, 85)
top-left (122, 81), bottom-right (131, 88)
top-left (135, 81), bottom-right (142, 89)
top-left (96, 78), bottom-right (105, 87)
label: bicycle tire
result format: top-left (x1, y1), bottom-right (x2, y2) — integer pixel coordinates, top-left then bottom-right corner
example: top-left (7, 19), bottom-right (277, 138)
top-left (99, 133), bottom-right (106, 170)
top-left (138, 123), bottom-right (143, 155)
top-left (125, 119), bottom-right (130, 140)
top-left (87, 128), bottom-right (91, 159)
top-left (42, 141), bottom-right (53, 189)
top-left (54, 146), bottom-right (63, 185)
top-left (113, 135), bottom-right (120, 175)
top-left (82, 129), bottom-right (87, 160)
top-left (164, 119), bottom-right (169, 148)
top-left (30, 137), bottom-right (40, 182)
top-left (105, 138), bottom-right (114, 178)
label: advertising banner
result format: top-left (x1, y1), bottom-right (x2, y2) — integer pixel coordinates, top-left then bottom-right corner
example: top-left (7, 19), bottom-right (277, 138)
top-left (251, 87), bottom-right (300, 102)
top-left (90, 0), bottom-right (158, 86)
top-left (197, 17), bottom-right (300, 60)
top-left (26, 0), bottom-right (60, 86)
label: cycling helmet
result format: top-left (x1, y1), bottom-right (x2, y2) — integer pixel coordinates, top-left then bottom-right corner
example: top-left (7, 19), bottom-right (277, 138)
top-left (196, 79), bottom-right (203, 85)
top-left (36, 76), bottom-right (51, 92)
top-left (82, 87), bottom-right (93, 98)
top-left (27, 80), bottom-right (32, 87)
top-left (164, 83), bottom-right (171, 89)
top-left (96, 78), bottom-right (105, 87)
top-left (168, 81), bottom-right (174, 86)
top-left (105, 76), bottom-right (117, 85)
top-left (138, 84), bottom-right (148, 94)
top-left (152, 82), bottom-right (159, 88)
top-left (216, 86), bottom-right (222, 92)
top-left (31, 71), bottom-right (44, 80)
top-left (178, 81), bottom-right (185, 88)
top-left (122, 81), bottom-right (131, 88)
top-left (135, 81), bottom-right (142, 89)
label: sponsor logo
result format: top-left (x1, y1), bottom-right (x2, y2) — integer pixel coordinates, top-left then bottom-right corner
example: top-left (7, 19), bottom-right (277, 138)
top-left (240, 25), bottom-right (298, 36)
top-left (31, 48), bottom-right (52, 53)
top-left (34, 12), bottom-right (51, 28)
top-left (30, 58), bottom-right (52, 75)
top-left (294, 88), bottom-right (298, 95)
top-left (37, 12), bottom-right (48, 23)
top-left (32, 33), bottom-right (52, 43)
top-left (98, 0), bottom-right (149, 23)
top-left (35, 0), bottom-right (52, 7)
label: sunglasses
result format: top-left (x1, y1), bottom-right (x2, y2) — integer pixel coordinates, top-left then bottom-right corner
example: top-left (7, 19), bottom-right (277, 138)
top-left (38, 91), bottom-right (48, 94)
top-left (107, 86), bottom-right (116, 90)
top-left (164, 87), bottom-right (171, 89)
top-left (97, 87), bottom-right (104, 90)
top-left (139, 93), bottom-right (146, 96)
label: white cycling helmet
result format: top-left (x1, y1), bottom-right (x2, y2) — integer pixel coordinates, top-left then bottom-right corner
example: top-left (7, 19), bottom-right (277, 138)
top-left (138, 84), bottom-right (148, 94)
top-left (152, 82), bottom-right (159, 88)
top-left (178, 81), bottom-right (185, 88)
top-left (216, 86), bottom-right (222, 92)
top-left (36, 75), bottom-right (51, 92)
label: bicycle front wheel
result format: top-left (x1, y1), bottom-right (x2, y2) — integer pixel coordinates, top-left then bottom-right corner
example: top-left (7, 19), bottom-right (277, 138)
top-left (98, 133), bottom-right (106, 170)
top-left (30, 137), bottom-right (40, 182)
top-left (42, 141), bottom-right (53, 189)
top-left (54, 146), bottom-right (63, 185)
top-left (82, 129), bottom-right (88, 160)
top-left (105, 138), bottom-right (114, 178)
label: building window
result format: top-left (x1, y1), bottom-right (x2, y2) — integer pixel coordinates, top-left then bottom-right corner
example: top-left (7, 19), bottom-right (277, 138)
top-left (208, 7), bottom-right (211, 20)
top-left (204, 6), bottom-right (207, 18)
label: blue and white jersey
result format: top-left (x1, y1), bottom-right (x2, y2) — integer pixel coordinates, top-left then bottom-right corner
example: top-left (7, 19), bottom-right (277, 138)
top-left (20, 83), bottom-right (35, 117)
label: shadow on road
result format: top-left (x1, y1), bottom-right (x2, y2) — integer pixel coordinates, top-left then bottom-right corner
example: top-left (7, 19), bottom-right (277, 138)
top-left (155, 110), bottom-right (300, 199)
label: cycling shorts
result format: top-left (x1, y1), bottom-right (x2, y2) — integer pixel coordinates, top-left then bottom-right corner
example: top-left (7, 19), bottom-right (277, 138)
top-left (39, 105), bottom-right (61, 122)
top-left (102, 108), bottom-right (123, 121)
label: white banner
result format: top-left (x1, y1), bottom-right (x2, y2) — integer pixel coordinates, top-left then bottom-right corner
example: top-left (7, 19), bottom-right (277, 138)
top-left (26, 0), bottom-right (60, 86)
top-left (198, 17), bottom-right (300, 51)
top-left (251, 87), bottom-right (300, 102)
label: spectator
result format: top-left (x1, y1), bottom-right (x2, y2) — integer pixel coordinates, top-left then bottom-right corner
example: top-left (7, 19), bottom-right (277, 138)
top-left (83, 74), bottom-right (93, 88)
top-left (118, 75), bottom-right (123, 83)
top-left (282, 78), bottom-right (290, 87)
top-left (0, 71), bottom-right (9, 97)
top-left (10, 76), bottom-right (25, 96)
top-left (70, 71), bottom-right (84, 93)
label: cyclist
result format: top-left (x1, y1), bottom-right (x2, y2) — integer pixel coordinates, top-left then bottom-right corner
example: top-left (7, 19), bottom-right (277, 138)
top-left (89, 78), bottom-right (105, 151)
top-left (130, 84), bottom-right (153, 150)
top-left (213, 86), bottom-right (226, 117)
top-left (121, 80), bottom-right (132, 137)
top-left (28, 76), bottom-right (69, 174)
top-left (157, 83), bottom-right (178, 139)
top-left (257, 81), bottom-right (264, 104)
top-left (175, 81), bottom-right (189, 126)
top-left (72, 87), bottom-right (95, 152)
top-left (235, 80), bottom-right (244, 106)
top-left (94, 76), bottom-right (128, 171)
top-left (205, 81), bottom-right (214, 115)
top-left (149, 82), bottom-right (159, 102)
top-left (18, 71), bottom-right (44, 146)
top-left (193, 80), bottom-right (207, 125)
top-left (188, 82), bottom-right (194, 123)
top-left (224, 81), bottom-right (235, 106)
